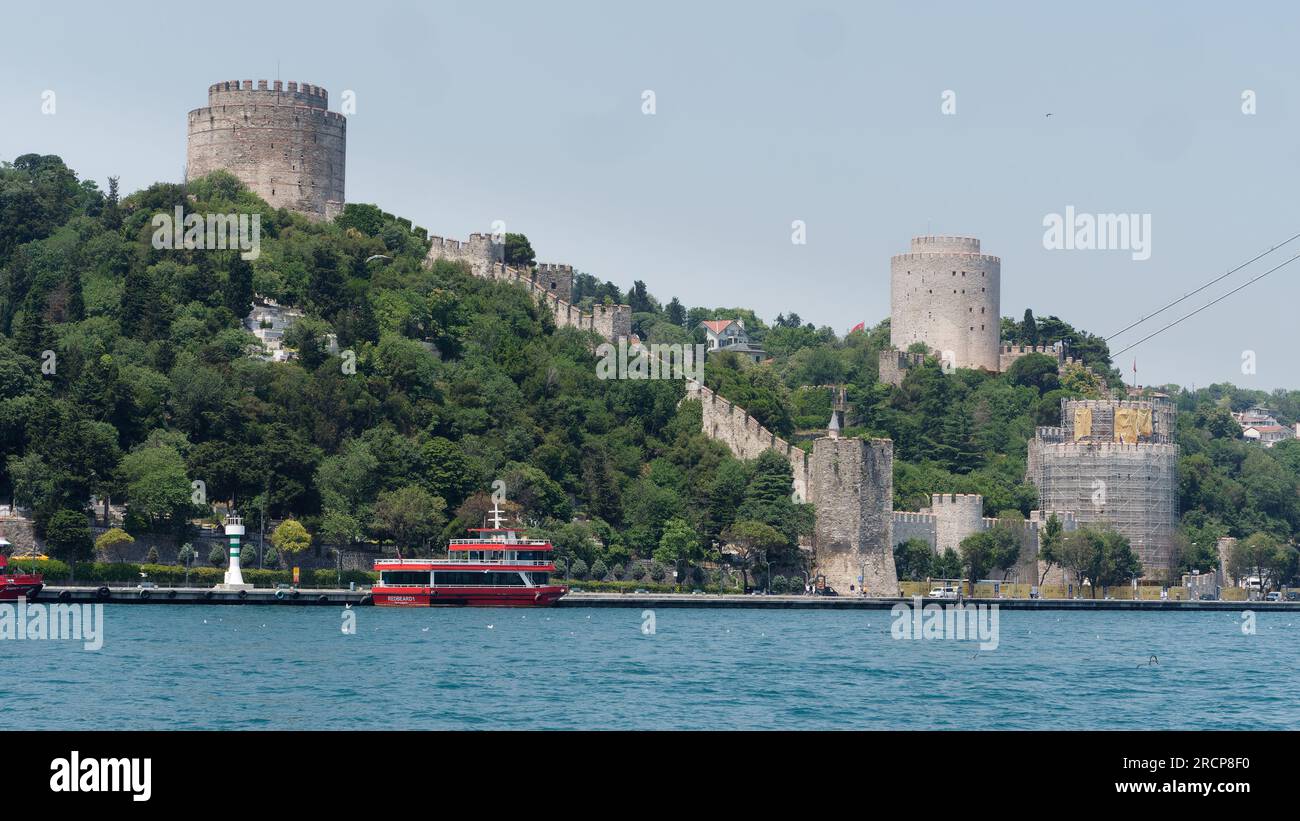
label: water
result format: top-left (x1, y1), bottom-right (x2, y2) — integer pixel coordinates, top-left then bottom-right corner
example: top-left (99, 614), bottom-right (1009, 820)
top-left (2, 605), bottom-right (1296, 729)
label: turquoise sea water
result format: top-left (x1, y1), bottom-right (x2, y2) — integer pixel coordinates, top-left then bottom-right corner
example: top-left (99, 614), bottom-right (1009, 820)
top-left (1, 604), bottom-right (1296, 730)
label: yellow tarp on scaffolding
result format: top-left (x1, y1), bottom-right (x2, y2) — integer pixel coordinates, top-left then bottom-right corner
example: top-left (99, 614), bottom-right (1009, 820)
top-left (1138, 408), bottom-right (1153, 437)
top-left (1115, 408), bottom-right (1141, 444)
top-left (1073, 407), bottom-right (1092, 440)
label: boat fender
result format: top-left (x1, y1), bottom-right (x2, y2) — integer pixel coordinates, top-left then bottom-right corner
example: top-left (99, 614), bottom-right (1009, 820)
top-left (317, 594), bottom-right (328, 603)
top-left (275, 589), bottom-right (287, 600)
top-left (58, 590), bottom-right (72, 601)
top-left (290, 590), bottom-right (300, 599)
top-left (97, 586), bottom-right (111, 599)
top-left (138, 589), bottom-right (151, 600)
top-left (203, 590), bottom-right (215, 599)
top-left (167, 589), bottom-right (178, 599)
top-left (238, 589), bottom-right (248, 599)
top-left (359, 594), bottom-right (373, 606)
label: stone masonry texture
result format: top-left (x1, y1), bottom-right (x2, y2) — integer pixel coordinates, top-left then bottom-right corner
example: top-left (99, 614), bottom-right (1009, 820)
top-left (187, 80), bottom-right (346, 221)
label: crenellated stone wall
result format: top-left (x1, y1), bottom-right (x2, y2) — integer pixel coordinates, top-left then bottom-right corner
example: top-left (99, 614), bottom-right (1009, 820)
top-left (425, 234), bottom-right (630, 343)
top-left (687, 380), bottom-right (811, 502)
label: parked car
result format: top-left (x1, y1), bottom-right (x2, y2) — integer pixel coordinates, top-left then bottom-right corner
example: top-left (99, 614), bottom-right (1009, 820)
top-left (1265, 591), bottom-right (1281, 602)
top-left (137, 581), bottom-right (159, 589)
top-left (1286, 591), bottom-right (1300, 602)
top-left (927, 586), bottom-right (959, 599)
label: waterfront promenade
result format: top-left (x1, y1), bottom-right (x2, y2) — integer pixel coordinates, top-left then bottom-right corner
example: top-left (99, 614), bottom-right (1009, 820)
top-left (26, 586), bottom-right (1300, 611)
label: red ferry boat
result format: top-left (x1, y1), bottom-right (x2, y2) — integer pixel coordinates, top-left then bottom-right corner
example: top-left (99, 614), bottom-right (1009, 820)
top-left (0, 554), bottom-right (44, 601)
top-left (371, 504), bottom-right (567, 607)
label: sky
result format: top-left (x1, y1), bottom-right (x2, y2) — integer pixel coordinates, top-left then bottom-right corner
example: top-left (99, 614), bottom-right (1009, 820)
top-left (3, 0), bottom-right (1299, 389)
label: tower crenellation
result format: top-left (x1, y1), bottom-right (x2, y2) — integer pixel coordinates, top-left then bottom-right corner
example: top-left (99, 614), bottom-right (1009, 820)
top-left (889, 234), bottom-right (1001, 372)
top-left (187, 79), bottom-right (346, 221)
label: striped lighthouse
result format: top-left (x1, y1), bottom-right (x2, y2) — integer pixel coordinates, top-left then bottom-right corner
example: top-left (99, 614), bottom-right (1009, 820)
top-left (219, 512), bottom-right (252, 590)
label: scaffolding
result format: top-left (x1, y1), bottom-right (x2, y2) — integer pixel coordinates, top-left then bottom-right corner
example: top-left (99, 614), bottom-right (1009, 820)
top-left (1028, 398), bottom-right (1179, 579)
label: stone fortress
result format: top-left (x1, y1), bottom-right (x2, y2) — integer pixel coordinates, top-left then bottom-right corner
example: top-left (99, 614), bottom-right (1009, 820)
top-left (184, 80), bottom-right (631, 342)
top-left (187, 80), bottom-right (347, 221)
top-left (178, 81), bottom-right (1177, 588)
top-left (692, 233), bottom-right (1180, 590)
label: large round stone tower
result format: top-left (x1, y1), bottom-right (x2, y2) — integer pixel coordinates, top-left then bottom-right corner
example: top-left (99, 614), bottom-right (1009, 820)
top-left (890, 236), bottom-right (1000, 371)
top-left (186, 80), bottom-right (346, 221)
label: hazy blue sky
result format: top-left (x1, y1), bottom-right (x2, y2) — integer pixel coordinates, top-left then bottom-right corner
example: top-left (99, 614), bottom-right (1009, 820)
top-left (3, 1), bottom-right (1298, 389)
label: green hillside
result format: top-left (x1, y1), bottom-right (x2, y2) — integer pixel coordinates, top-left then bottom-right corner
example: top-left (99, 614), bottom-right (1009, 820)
top-left (2, 153), bottom-right (1299, 584)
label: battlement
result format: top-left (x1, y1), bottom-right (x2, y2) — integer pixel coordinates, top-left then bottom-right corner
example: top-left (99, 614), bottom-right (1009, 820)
top-left (1000, 344), bottom-right (1064, 357)
top-left (931, 493), bottom-right (983, 508)
top-left (207, 79), bottom-right (329, 108)
top-left (909, 235), bottom-right (982, 253)
top-left (537, 263), bottom-right (574, 275)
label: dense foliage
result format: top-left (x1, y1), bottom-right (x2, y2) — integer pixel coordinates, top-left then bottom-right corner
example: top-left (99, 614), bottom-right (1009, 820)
top-left (4, 154), bottom-right (1300, 585)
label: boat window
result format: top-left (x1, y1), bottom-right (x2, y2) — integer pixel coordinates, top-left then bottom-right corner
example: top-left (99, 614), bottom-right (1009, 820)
top-left (380, 571), bottom-right (430, 586)
top-left (432, 571), bottom-right (526, 586)
top-left (528, 573), bottom-right (550, 585)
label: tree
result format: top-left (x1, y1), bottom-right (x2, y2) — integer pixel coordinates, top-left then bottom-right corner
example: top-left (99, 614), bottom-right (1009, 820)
top-left (1229, 533), bottom-right (1296, 593)
top-left (722, 520), bottom-right (785, 591)
top-left (893, 538), bottom-right (935, 582)
top-left (270, 519), bottom-right (312, 568)
top-left (209, 545), bottom-right (226, 566)
top-left (94, 527), bottom-right (135, 562)
top-left (1056, 530), bottom-right (1096, 596)
top-left (371, 486), bottom-right (446, 556)
top-left (503, 233), bottom-right (535, 268)
top-left (1087, 527), bottom-right (1143, 596)
top-left (654, 517), bottom-right (701, 590)
top-left (958, 532), bottom-right (995, 597)
top-left (45, 509), bottom-right (93, 577)
top-left (120, 444), bottom-right (192, 530)
top-left (1006, 353), bottom-right (1060, 394)
top-left (1038, 513), bottom-right (1064, 585)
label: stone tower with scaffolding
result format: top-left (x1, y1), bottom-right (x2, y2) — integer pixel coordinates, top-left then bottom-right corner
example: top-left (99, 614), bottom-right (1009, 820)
top-left (1027, 397), bottom-right (1179, 580)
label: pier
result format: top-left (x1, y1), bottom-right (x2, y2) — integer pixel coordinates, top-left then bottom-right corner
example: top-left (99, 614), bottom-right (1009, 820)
top-left (23, 587), bottom-right (1300, 611)
top-left (32, 585), bottom-right (370, 606)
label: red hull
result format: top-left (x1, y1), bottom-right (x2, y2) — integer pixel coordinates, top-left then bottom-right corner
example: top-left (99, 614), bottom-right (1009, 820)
top-left (372, 585), bottom-right (567, 607)
top-left (0, 577), bottom-right (43, 601)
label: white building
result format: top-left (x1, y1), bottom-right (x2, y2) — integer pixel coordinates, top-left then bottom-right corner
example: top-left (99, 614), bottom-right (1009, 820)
top-left (699, 319), bottom-right (766, 364)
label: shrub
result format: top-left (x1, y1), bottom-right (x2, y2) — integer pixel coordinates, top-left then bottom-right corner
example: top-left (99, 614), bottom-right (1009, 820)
top-left (629, 563), bottom-right (646, 581)
top-left (590, 559), bottom-right (608, 581)
top-left (611, 563), bottom-right (624, 580)
top-left (649, 561), bottom-right (666, 582)
top-left (263, 547), bottom-right (280, 568)
top-left (553, 559), bottom-right (567, 578)
top-left (145, 546), bottom-right (159, 564)
top-left (208, 545), bottom-right (226, 566)
top-left (569, 558), bottom-right (589, 580)
top-left (771, 574), bottom-right (788, 594)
